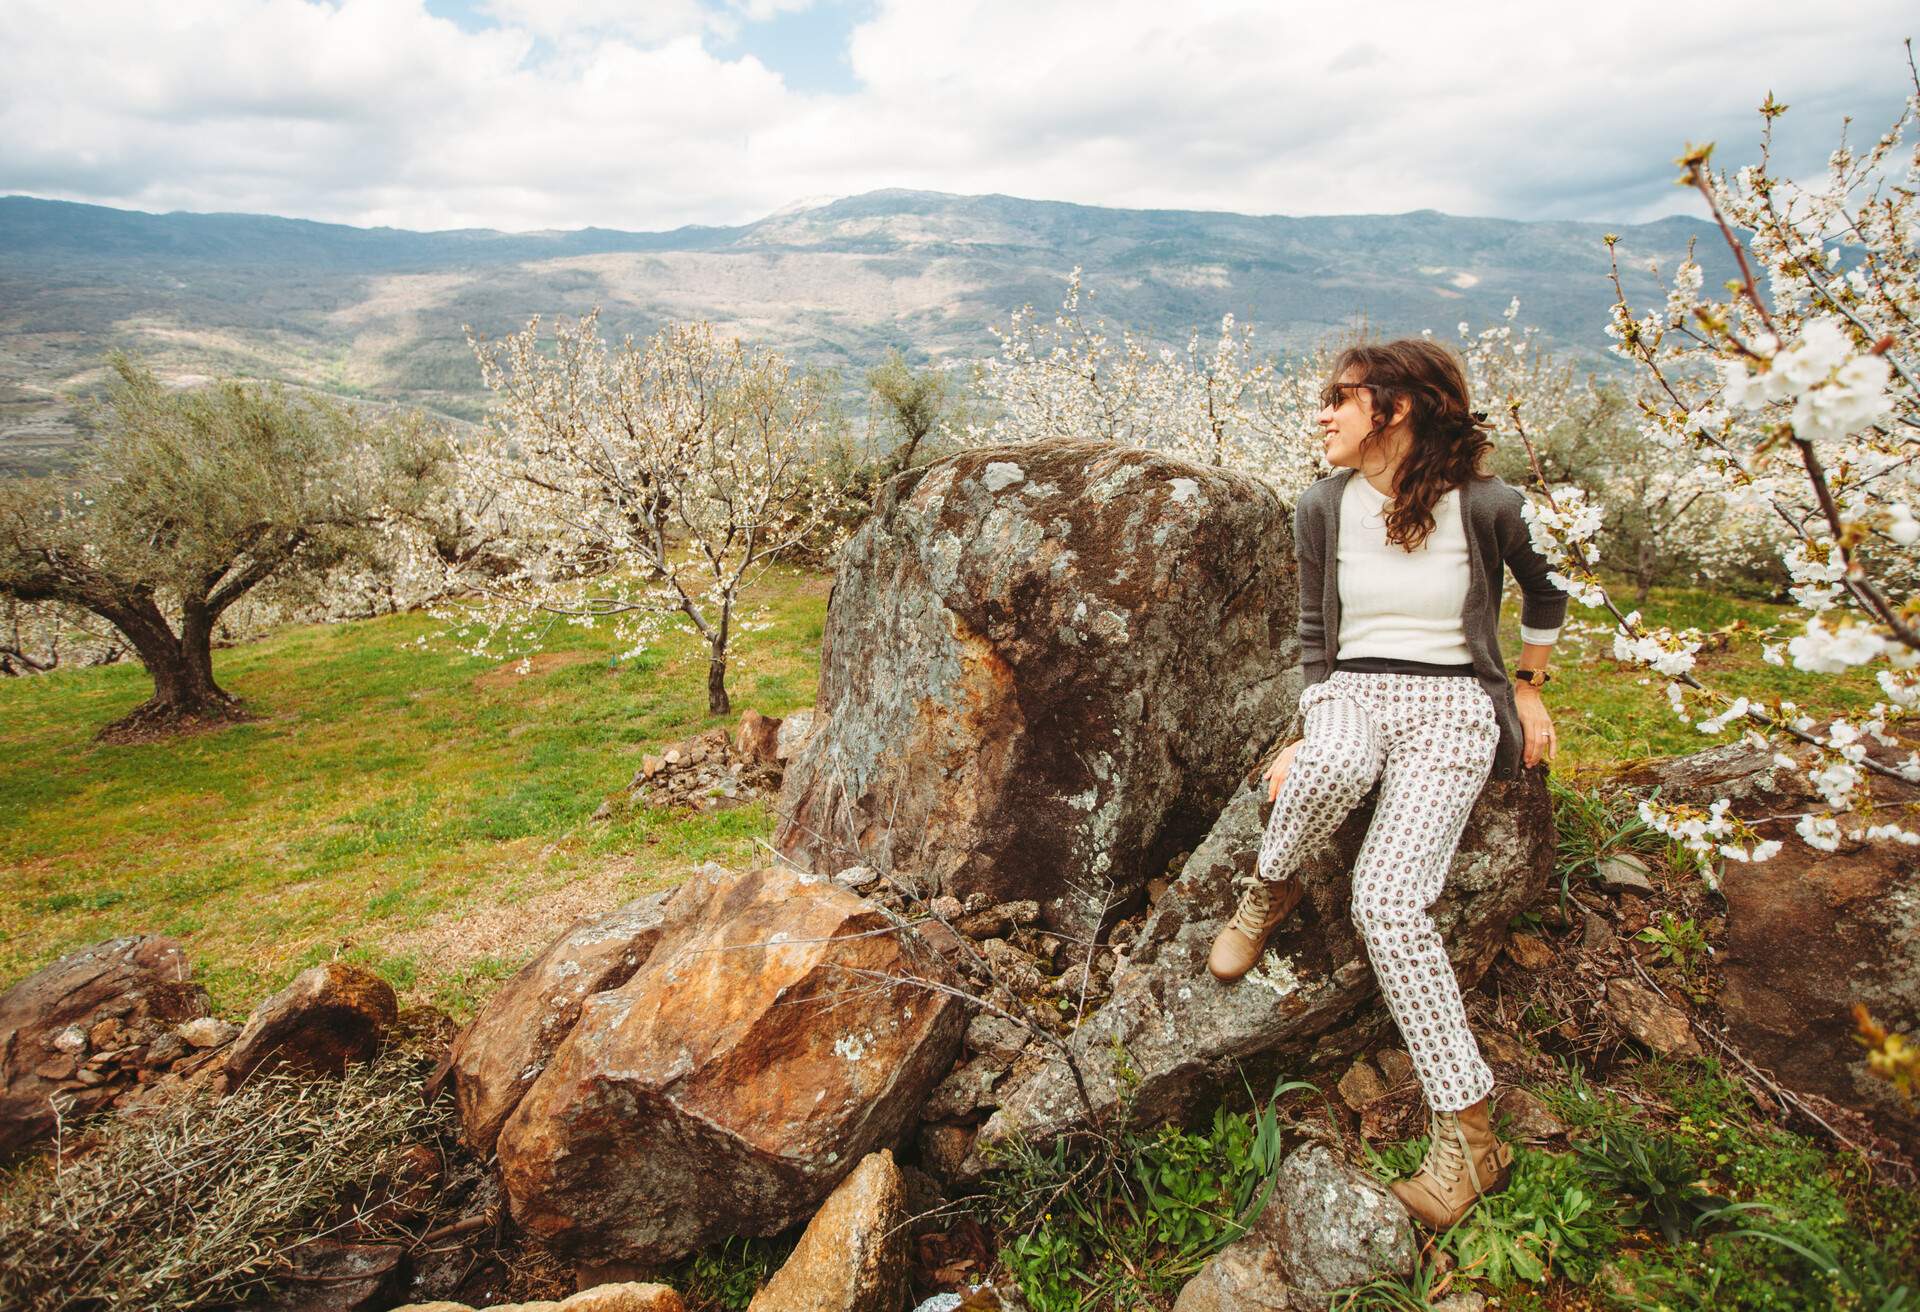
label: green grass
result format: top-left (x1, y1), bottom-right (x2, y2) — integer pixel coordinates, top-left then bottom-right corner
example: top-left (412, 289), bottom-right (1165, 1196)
top-left (1496, 580), bottom-right (1887, 774)
top-left (0, 570), bottom-right (1886, 1020)
top-left (0, 563), bottom-right (831, 1015)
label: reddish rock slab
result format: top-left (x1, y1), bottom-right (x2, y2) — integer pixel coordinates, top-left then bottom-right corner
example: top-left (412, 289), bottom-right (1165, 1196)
top-left (225, 963), bottom-right (398, 1088)
top-left (774, 439), bottom-right (1301, 942)
top-left (1715, 838), bottom-right (1920, 1150)
top-left (1613, 740), bottom-right (1920, 1151)
top-left (495, 864), bottom-right (967, 1263)
top-left (450, 891), bottom-right (678, 1157)
top-left (746, 1149), bottom-right (909, 1312)
top-left (0, 934), bottom-right (208, 1156)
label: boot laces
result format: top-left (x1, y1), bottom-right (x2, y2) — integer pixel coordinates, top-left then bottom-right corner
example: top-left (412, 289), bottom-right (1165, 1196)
top-left (1230, 881), bottom-right (1275, 938)
top-left (1423, 1109), bottom-right (1474, 1191)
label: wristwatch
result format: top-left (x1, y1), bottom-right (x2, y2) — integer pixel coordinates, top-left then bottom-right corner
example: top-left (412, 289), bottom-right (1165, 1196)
top-left (1512, 667), bottom-right (1552, 689)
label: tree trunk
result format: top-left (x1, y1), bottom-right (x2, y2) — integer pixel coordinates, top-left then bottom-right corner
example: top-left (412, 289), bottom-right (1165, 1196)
top-left (96, 593), bottom-right (241, 740)
top-left (707, 602), bottom-right (732, 716)
top-left (707, 643), bottom-right (730, 716)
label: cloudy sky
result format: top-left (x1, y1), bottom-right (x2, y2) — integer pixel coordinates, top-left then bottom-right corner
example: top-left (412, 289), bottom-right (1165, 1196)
top-left (2, 0), bottom-right (1913, 234)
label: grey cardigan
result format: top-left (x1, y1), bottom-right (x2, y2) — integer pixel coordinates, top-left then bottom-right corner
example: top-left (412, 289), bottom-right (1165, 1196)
top-left (1290, 468), bottom-right (1571, 780)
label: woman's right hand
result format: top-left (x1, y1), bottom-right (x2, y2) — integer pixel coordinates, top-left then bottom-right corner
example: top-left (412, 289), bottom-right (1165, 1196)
top-left (1264, 740), bottom-right (1302, 803)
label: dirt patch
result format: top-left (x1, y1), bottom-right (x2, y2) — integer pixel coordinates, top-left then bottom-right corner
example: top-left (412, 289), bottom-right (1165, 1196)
top-left (379, 856), bottom-right (684, 990)
top-left (472, 651), bottom-right (593, 691)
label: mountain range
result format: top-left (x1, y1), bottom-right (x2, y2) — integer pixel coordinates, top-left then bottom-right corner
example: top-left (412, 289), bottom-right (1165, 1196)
top-left (0, 190), bottom-right (1729, 472)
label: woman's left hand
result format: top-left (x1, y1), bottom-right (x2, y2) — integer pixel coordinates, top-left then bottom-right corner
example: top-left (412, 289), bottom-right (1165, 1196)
top-left (1516, 686), bottom-right (1556, 767)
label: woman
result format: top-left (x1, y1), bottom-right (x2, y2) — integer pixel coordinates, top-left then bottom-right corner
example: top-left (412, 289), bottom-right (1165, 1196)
top-left (1206, 337), bottom-right (1568, 1231)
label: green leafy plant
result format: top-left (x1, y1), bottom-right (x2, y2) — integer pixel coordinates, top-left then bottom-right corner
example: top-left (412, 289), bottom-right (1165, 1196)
top-left (673, 1235), bottom-right (795, 1312)
top-left (1636, 911), bottom-right (1708, 973)
top-left (1440, 1150), bottom-right (1616, 1287)
top-left (1725, 1210), bottom-right (1918, 1312)
top-left (1576, 1123), bottom-right (1732, 1244)
top-left (1548, 775), bottom-right (1664, 914)
top-left (978, 1071), bottom-right (1311, 1310)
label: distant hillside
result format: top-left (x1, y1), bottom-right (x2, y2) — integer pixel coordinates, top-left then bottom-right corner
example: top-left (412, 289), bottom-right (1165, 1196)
top-left (0, 190), bottom-right (1726, 471)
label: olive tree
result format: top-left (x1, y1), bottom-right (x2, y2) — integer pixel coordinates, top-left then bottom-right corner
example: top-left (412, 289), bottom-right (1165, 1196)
top-left (0, 356), bottom-right (447, 737)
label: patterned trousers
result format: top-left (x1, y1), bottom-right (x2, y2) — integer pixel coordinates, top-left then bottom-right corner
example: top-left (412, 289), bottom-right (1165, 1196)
top-left (1254, 670), bottom-right (1500, 1111)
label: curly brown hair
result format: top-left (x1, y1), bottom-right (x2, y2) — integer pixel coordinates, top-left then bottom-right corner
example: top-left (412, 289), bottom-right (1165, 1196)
top-left (1323, 338), bottom-right (1493, 551)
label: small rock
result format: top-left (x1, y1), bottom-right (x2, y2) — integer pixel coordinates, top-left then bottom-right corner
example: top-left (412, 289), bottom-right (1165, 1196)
top-left (916, 919), bottom-right (966, 961)
top-left (1477, 1030), bottom-right (1528, 1068)
top-left (256, 1238), bottom-right (405, 1311)
top-left (955, 907), bottom-right (1012, 939)
top-left (1603, 977), bottom-right (1702, 1057)
top-left (1431, 1292), bottom-right (1487, 1312)
top-left (834, 865), bottom-right (879, 889)
top-left (930, 895), bottom-right (965, 923)
top-left (978, 939), bottom-right (1045, 996)
top-left (1504, 932), bottom-right (1554, 970)
top-left (917, 1122), bottom-right (975, 1180)
top-left (226, 963), bottom-right (399, 1087)
top-left (1001, 900), bottom-right (1042, 927)
top-left (774, 708), bottom-right (816, 761)
top-left (144, 1031), bottom-right (190, 1067)
top-left (1581, 910), bottom-right (1616, 953)
top-left (1494, 1086), bottom-right (1568, 1142)
top-left (52, 1025), bottom-right (88, 1055)
top-left (1173, 1143), bottom-right (1415, 1311)
top-left (1374, 1049), bottom-right (1415, 1089)
top-left (1337, 1059), bottom-right (1387, 1111)
top-left (88, 1017), bottom-right (125, 1050)
top-left (591, 800), bottom-right (615, 822)
top-left (560, 1283), bottom-right (687, 1311)
top-left (923, 1057), bottom-right (1003, 1121)
top-left (965, 1014), bottom-right (1029, 1065)
top-left (1595, 854), bottom-right (1655, 895)
top-left (178, 1016), bottom-right (239, 1048)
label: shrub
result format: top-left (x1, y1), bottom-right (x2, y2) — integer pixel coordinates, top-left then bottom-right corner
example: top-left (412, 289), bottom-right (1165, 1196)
top-left (0, 1050), bottom-right (459, 1312)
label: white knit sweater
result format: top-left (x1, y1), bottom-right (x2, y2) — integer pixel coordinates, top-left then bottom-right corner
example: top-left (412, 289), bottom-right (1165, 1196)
top-left (1335, 475), bottom-right (1560, 663)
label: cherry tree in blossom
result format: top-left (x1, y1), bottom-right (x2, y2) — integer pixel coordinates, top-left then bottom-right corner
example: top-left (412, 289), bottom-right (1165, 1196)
top-left (1513, 70), bottom-right (1920, 868)
top-left (433, 311), bottom-right (854, 715)
top-left (963, 267), bottom-right (1329, 499)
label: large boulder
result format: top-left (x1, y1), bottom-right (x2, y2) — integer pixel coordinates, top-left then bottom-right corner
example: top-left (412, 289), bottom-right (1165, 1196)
top-left (1173, 1143), bottom-right (1416, 1312)
top-left (495, 864), bottom-right (968, 1262)
top-left (959, 766), bottom-right (1554, 1175)
top-left (775, 439), bottom-right (1301, 941)
top-left (450, 890), bottom-right (678, 1156)
top-left (0, 934), bottom-right (209, 1155)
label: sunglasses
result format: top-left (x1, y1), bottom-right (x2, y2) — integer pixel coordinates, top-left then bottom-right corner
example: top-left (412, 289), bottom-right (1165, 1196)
top-left (1319, 381), bottom-right (1373, 410)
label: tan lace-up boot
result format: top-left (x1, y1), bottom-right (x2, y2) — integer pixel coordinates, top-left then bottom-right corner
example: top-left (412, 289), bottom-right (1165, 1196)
top-left (1206, 877), bottom-right (1303, 981)
top-left (1390, 1098), bottom-right (1513, 1230)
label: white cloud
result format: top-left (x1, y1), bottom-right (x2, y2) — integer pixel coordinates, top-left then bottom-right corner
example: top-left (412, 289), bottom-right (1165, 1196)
top-left (0, 0), bottom-right (1910, 232)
